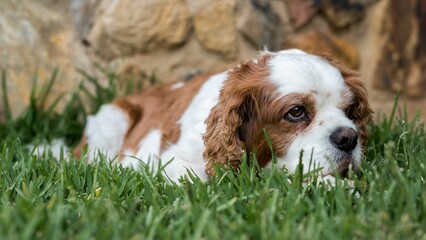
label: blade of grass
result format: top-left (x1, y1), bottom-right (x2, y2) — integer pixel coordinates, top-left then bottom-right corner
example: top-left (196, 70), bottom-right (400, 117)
top-left (38, 68), bottom-right (59, 110)
top-left (1, 71), bottom-right (13, 123)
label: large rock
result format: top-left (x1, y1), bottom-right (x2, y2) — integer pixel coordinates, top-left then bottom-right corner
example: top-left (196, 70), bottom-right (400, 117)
top-left (321, 0), bottom-right (367, 29)
top-left (237, 0), bottom-right (283, 49)
top-left (284, 0), bottom-right (319, 29)
top-left (284, 0), bottom-right (376, 30)
top-left (71, 0), bottom-right (101, 45)
top-left (373, 0), bottom-right (425, 97)
top-left (86, 0), bottom-right (192, 60)
top-left (283, 30), bottom-right (360, 69)
top-left (0, 0), bottom-right (90, 118)
top-left (193, 0), bottom-right (238, 59)
top-left (416, 0), bottom-right (426, 96)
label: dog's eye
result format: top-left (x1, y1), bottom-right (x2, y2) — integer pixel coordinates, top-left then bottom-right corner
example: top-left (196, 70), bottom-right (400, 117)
top-left (284, 106), bottom-right (308, 122)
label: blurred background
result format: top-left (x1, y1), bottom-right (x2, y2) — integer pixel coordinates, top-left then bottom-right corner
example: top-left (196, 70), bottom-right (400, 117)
top-left (0, 0), bottom-right (425, 122)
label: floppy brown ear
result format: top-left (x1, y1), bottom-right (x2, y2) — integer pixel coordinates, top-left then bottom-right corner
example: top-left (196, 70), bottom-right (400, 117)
top-left (203, 56), bottom-right (271, 176)
top-left (321, 54), bottom-right (373, 149)
top-left (343, 70), bottom-right (373, 149)
top-left (203, 93), bottom-right (248, 176)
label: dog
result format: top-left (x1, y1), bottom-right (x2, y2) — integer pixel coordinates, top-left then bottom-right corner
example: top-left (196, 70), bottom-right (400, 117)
top-left (73, 49), bottom-right (372, 183)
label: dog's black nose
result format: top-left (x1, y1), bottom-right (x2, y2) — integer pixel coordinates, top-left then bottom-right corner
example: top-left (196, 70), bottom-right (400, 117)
top-left (330, 127), bottom-right (358, 152)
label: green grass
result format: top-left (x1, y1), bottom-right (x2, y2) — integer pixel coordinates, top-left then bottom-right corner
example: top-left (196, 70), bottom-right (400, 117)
top-left (0, 70), bottom-right (426, 240)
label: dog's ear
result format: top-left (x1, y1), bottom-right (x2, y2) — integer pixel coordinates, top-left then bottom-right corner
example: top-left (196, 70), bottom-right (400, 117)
top-left (203, 56), bottom-right (271, 176)
top-left (342, 69), bottom-right (373, 149)
top-left (321, 54), bottom-right (373, 149)
top-left (203, 93), bottom-right (250, 176)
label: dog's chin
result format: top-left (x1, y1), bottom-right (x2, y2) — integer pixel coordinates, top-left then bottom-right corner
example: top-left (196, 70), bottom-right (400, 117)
top-left (321, 152), bottom-right (357, 178)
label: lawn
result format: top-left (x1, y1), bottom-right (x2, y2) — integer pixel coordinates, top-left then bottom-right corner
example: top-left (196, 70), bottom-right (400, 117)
top-left (0, 71), bottom-right (425, 239)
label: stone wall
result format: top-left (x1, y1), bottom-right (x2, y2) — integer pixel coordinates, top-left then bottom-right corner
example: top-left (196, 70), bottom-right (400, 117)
top-left (77, 0), bottom-right (363, 82)
top-left (1, 0), bottom-right (426, 120)
top-left (0, 0), bottom-right (92, 119)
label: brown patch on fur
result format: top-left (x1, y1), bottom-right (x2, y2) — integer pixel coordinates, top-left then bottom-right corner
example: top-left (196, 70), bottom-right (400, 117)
top-left (73, 135), bottom-right (87, 159)
top-left (321, 53), bottom-right (373, 150)
top-left (337, 88), bottom-right (355, 110)
top-left (113, 98), bottom-right (143, 135)
top-left (254, 93), bottom-right (316, 167)
top-left (73, 73), bottom-right (212, 160)
top-left (203, 54), bottom-right (317, 176)
top-left (119, 74), bottom-right (211, 154)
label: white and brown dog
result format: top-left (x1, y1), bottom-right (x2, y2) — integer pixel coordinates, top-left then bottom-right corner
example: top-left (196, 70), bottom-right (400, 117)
top-left (73, 49), bottom-right (372, 182)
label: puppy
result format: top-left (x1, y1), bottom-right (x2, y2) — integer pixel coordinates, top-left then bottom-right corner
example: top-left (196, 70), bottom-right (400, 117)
top-left (74, 49), bottom-right (372, 182)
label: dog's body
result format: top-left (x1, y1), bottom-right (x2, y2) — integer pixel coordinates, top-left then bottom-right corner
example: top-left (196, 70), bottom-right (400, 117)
top-left (74, 49), bottom-right (372, 182)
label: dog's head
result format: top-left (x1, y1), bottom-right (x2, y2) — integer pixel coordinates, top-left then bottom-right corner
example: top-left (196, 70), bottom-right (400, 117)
top-left (203, 49), bottom-right (372, 177)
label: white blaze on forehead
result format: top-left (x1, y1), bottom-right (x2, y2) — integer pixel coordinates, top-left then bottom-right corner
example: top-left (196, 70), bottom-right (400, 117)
top-left (268, 50), bottom-right (347, 105)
